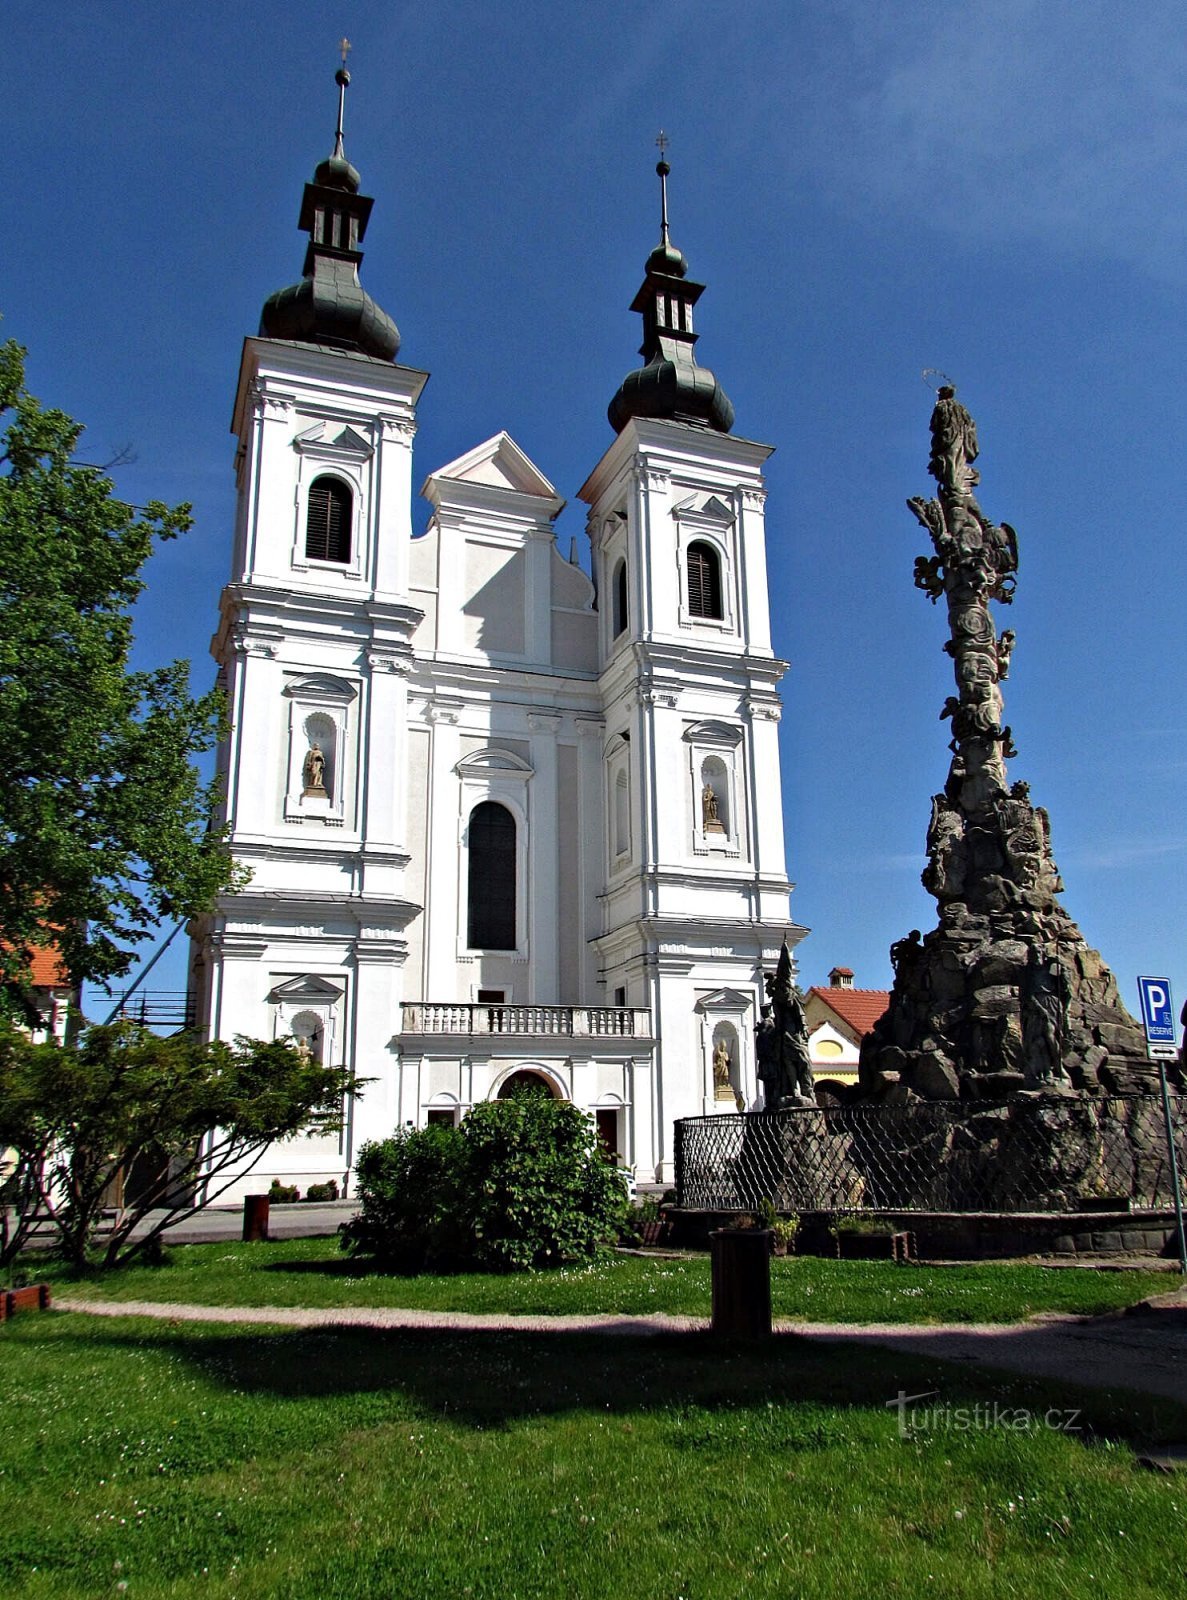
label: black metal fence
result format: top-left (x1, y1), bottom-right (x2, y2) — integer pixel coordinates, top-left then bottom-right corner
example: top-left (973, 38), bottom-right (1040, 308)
top-left (675, 1096), bottom-right (1186, 1215)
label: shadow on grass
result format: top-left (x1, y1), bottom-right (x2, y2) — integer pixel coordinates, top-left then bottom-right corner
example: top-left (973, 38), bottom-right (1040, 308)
top-left (66, 1320), bottom-right (1187, 1448)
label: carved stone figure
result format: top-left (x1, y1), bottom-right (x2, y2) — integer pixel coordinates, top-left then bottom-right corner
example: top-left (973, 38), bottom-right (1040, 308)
top-left (996, 628), bottom-right (1016, 679)
top-left (302, 741), bottom-right (327, 795)
top-left (1021, 948), bottom-right (1068, 1086)
top-left (758, 942), bottom-right (814, 1106)
top-left (712, 1037), bottom-right (733, 1100)
top-left (754, 1005), bottom-right (785, 1108)
top-left (923, 797), bottom-right (965, 899)
top-left (928, 386), bottom-right (979, 489)
top-left (702, 783), bottom-right (723, 833)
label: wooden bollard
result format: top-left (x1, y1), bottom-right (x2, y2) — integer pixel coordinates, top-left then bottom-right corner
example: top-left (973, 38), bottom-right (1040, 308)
top-left (710, 1228), bottom-right (773, 1339)
top-left (242, 1194), bottom-right (270, 1242)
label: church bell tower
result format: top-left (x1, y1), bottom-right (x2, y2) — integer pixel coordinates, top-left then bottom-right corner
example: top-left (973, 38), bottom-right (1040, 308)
top-left (580, 145), bottom-right (805, 1178)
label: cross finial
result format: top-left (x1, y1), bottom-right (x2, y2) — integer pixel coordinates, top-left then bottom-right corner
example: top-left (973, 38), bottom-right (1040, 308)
top-left (655, 130), bottom-right (671, 245)
top-left (333, 38), bottom-right (352, 157)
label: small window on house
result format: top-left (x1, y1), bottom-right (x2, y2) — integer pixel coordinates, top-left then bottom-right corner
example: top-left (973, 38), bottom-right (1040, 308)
top-left (467, 801), bottom-right (516, 950)
top-left (305, 476), bottom-right (352, 564)
top-left (686, 541), bottom-right (722, 619)
top-left (426, 1108), bottom-right (457, 1127)
top-left (612, 558), bottom-right (628, 637)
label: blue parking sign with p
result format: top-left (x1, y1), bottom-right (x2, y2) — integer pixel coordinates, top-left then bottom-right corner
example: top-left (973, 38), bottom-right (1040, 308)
top-left (1137, 976), bottom-right (1176, 1045)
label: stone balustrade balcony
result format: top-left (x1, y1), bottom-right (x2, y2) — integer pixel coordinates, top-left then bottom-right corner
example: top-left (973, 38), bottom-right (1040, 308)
top-left (401, 1002), bottom-right (651, 1039)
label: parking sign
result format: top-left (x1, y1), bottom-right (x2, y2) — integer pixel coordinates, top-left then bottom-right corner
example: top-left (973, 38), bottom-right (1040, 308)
top-left (1137, 976), bottom-right (1178, 1059)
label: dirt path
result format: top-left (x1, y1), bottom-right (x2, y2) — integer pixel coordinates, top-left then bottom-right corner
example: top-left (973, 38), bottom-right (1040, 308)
top-left (54, 1294), bottom-right (1187, 1405)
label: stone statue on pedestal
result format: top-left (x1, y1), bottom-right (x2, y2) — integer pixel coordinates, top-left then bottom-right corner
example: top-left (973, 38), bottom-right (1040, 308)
top-left (302, 741), bottom-right (327, 796)
top-left (756, 941), bottom-right (814, 1108)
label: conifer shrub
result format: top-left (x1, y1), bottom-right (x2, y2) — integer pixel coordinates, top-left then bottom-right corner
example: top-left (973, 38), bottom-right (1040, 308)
top-left (341, 1092), bottom-right (630, 1272)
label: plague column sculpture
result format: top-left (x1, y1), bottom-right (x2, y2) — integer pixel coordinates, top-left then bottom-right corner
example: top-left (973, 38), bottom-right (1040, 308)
top-left (860, 389), bottom-right (1150, 1100)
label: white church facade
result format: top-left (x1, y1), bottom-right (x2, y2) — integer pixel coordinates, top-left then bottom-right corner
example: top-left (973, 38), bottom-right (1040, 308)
top-left (190, 80), bottom-right (805, 1194)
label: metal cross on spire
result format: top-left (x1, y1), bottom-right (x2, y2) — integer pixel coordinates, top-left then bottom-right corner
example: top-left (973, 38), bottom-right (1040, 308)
top-left (655, 129), bottom-right (671, 245)
top-left (333, 37), bottom-right (352, 158)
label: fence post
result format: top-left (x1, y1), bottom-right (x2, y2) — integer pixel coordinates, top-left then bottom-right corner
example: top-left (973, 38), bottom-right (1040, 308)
top-left (1157, 1062), bottom-right (1187, 1275)
top-left (674, 1118), bottom-right (685, 1209)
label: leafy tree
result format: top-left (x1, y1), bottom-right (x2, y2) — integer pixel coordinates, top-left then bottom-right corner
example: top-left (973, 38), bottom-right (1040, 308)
top-left (342, 1091), bottom-right (631, 1272)
top-left (0, 337), bottom-right (235, 998)
top-left (0, 1020), bottom-right (355, 1268)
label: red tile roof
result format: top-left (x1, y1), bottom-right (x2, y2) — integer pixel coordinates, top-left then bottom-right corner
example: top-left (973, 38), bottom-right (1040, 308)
top-left (28, 944), bottom-right (70, 987)
top-left (808, 986), bottom-right (889, 1039)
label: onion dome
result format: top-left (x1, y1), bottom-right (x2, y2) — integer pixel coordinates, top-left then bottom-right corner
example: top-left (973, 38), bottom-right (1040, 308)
top-left (607, 144), bottom-right (734, 435)
top-left (259, 54), bottom-right (399, 361)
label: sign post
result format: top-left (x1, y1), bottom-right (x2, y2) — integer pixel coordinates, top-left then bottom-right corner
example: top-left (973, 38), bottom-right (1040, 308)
top-left (1137, 977), bottom-right (1186, 1276)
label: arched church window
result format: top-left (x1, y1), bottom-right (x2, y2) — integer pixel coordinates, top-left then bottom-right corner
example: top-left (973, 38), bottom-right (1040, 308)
top-left (612, 558), bottom-right (628, 637)
top-left (686, 541), bottom-right (722, 619)
top-left (305, 476), bottom-right (352, 564)
top-left (467, 801), bottom-right (517, 950)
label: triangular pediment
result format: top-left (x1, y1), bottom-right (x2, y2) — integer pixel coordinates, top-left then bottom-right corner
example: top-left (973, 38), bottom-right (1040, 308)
top-left (674, 491), bottom-right (734, 523)
top-left (427, 433), bottom-right (559, 499)
top-left (268, 974), bottom-right (344, 1003)
top-left (293, 421), bottom-right (374, 458)
top-left (695, 987), bottom-right (755, 1015)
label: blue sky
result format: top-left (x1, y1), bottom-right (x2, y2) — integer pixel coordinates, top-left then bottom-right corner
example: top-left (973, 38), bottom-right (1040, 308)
top-left (4, 1), bottom-right (1184, 1022)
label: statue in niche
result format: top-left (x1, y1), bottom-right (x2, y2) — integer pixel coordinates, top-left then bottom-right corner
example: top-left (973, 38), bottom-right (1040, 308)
top-left (303, 741), bottom-right (328, 797)
top-left (702, 782), bottom-right (724, 834)
top-left (713, 1037), bottom-right (734, 1101)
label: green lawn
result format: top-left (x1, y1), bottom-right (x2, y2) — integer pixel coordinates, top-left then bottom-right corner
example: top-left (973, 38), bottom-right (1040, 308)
top-left (38, 1237), bottom-right (1176, 1324)
top-left (2, 1313), bottom-right (1184, 1599)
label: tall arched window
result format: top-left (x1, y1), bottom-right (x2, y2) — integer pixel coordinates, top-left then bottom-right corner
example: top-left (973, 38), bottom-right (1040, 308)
top-left (467, 801), bottom-right (517, 949)
top-left (686, 540), bottom-right (723, 619)
top-left (612, 558), bottom-right (628, 637)
top-left (305, 476), bottom-right (352, 564)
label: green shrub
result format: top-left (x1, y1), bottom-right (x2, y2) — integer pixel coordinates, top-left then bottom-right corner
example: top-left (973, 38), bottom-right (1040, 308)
top-left (303, 1180), bottom-right (340, 1203)
top-left (339, 1124), bottom-right (465, 1270)
top-left (461, 1093), bottom-right (630, 1270)
top-left (342, 1095), bottom-right (630, 1272)
top-left (267, 1181), bottom-right (300, 1205)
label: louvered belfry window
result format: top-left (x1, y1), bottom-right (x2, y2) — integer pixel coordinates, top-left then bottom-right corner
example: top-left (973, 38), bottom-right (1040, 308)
top-left (686, 541), bottom-right (722, 619)
top-left (305, 477), bottom-right (352, 563)
top-left (467, 801), bottom-right (517, 950)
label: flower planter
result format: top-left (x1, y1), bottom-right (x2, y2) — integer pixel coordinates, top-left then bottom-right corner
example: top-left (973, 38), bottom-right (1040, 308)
top-left (1, 1283), bottom-right (52, 1320)
top-left (837, 1231), bottom-right (914, 1262)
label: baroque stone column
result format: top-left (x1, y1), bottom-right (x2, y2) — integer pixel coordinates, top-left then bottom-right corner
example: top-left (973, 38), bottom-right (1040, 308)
top-left (861, 389), bottom-right (1150, 1102)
